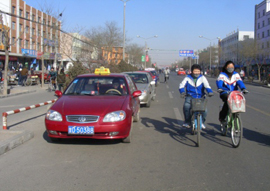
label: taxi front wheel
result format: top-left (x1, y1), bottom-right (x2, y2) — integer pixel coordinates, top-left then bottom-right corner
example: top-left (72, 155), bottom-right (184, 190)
top-left (122, 118), bottom-right (133, 143)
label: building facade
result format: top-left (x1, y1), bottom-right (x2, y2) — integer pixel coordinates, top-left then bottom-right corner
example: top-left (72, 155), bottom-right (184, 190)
top-left (0, 0), bottom-right (61, 71)
top-left (255, 0), bottom-right (270, 61)
top-left (102, 46), bottom-right (128, 65)
top-left (61, 33), bottom-right (97, 70)
top-left (218, 30), bottom-right (254, 66)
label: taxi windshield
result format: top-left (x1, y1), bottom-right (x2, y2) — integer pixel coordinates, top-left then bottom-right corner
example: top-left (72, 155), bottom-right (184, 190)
top-left (64, 77), bottom-right (128, 96)
top-left (127, 73), bottom-right (149, 84)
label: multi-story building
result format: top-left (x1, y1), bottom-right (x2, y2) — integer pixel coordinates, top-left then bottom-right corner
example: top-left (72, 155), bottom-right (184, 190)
top-left (0, 0), bottom-right (61, 70)
top-left (255, 0), bottom-right (270, 63)
top-left (61, 33), bottom-right (97, 70)
top-left (102, 46), bottom-right (128, 65)
top-left (218, 30), bottom-right (254, 66)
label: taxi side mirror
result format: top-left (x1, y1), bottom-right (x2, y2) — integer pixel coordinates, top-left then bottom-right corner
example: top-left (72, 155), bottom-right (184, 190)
top-left (150, 81), bottom-right (155, 85)
top-left (55, 90), bottom-right (63, 97)
top-left (132, 90), bottom-right (142, 98)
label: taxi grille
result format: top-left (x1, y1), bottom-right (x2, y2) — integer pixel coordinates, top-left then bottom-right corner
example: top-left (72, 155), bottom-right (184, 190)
top-left (66, 115), bottom-right (99, 123)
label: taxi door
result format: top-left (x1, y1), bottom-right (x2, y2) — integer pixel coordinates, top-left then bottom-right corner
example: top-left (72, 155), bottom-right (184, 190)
top-left (126, 76), bottom-right (140, 115)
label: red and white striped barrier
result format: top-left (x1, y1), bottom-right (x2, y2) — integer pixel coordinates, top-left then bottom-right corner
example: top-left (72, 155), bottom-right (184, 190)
top-left (2, 99), bottom-right (57, 130)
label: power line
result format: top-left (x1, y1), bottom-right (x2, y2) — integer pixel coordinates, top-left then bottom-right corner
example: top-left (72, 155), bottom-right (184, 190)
top-left (0, 9), bottom-right (100, 49)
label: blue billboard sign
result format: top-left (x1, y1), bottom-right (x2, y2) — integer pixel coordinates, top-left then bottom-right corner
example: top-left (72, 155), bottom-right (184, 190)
top-left (179, 50), bottom-right (194, 57)
top-left (21, 49), bottom-right (37, 57)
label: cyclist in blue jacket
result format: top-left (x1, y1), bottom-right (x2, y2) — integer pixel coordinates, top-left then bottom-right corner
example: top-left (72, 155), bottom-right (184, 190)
top-left (179, 64), bottom-right (213, 129)
top-left (216, 61), bottom-right (248, 124)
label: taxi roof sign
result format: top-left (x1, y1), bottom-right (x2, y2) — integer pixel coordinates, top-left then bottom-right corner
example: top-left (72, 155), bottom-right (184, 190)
top-left (94, 67), bottom-right (110, 75)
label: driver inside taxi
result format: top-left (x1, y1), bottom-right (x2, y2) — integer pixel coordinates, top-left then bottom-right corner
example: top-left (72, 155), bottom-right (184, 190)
top-left (111, 78), bottom-right (123, 94)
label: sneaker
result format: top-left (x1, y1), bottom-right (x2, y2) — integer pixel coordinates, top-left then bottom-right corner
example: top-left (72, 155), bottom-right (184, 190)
top-left (201, 123), bottom-right (206, 129)
top-left (182, 123), bottom-right (191, 128)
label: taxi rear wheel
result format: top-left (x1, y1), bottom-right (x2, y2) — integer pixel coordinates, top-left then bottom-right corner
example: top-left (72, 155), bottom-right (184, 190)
top-left (122, 118), bottom-right (133, 143)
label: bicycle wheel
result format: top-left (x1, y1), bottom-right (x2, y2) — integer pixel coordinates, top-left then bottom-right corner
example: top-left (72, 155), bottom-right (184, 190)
top-left (24, 78), bottom-right (32, 86)
top-left (191, 114), bottom-right (195, 135)
top-left (221, 115), bottom-right (228, 136)
top-left (197, 114), bottom-right (201, 147)
top-left (231, 114), bottom-right (242, 148)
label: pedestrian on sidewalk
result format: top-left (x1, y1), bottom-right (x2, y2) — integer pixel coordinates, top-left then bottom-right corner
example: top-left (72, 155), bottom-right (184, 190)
top-left (48, 67), bottom-right (57, 90)
top-left (251, 69), bottom-right (255, 82)
top-left (57, 68), bottom-right (66, 92)
top-left (164, 67), bottom-right (169, 83)
top-left (15, 69), bottom-right (21, 85)
top-left (0, 68), bottom-right (2, 81)
top-left (21, 67), bottom-right (28, 86)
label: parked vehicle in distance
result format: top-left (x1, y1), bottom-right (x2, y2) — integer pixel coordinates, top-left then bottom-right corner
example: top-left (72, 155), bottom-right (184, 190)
top-left (177, 68), bottom-right (186, 75)
top-left (145, 68), bottom-right (159, 86)
top-left (124, 71), bottom-right (156, 108)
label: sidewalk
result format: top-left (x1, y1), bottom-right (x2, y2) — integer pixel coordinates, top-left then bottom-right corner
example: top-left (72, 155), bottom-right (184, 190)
top-left (0, 84), bottom-right (51, 156)
top-left (0, 84), bottom-right (49, 98)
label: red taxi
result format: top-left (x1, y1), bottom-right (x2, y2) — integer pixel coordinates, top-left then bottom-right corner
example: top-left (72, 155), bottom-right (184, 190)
top-left (45, 67), bottom-right (141, 143)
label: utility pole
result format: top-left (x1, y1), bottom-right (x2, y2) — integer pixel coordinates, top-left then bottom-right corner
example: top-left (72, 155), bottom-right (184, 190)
top-left (121, 0), bottom-right (129, 62)
top-left (1, 11), bottom-right (10, 96)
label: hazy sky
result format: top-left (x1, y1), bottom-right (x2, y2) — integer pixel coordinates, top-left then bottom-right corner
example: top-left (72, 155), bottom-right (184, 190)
top-left (23, 0), bottom-right (262, 67)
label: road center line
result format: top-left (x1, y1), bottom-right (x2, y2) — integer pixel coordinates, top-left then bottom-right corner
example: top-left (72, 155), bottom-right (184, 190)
top-left (173, 108), bottom-right (183, 127)
top-left (168, 92), bottom-right (173, 98)
top-left (166, 85), bottom-right (169, 89)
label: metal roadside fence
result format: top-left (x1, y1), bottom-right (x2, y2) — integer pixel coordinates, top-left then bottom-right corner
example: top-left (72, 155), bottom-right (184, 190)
top-left (2, 99), bottom-right (57, 130)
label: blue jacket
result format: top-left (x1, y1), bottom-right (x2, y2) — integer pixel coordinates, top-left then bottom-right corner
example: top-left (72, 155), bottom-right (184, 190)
top-left (179, 74), bottom-right (213, 98)
top-left (216, 71), bottom-right (246, 95)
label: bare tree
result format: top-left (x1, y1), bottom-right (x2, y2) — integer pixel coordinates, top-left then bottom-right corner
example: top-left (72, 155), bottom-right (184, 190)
top-left (85, 21), bottom-right (123, 62)
top-left (126, 43), bottom-right (144, 67)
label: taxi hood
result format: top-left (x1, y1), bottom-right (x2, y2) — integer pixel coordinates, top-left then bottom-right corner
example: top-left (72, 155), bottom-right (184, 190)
top-left (52, 95), bottom-right (128, 116)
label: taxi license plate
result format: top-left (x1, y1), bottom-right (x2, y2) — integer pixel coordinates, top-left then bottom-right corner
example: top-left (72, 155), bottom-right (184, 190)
top-left (68, 126), bottom-right (94, 135)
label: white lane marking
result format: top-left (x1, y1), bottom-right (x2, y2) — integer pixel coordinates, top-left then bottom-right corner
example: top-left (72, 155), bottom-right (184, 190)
top-left (173, 108), bottom-right (183, 127)
top-left (168, 92), bottom-right (173, 98)
top-left (166, 85), bottom-right (169, 89)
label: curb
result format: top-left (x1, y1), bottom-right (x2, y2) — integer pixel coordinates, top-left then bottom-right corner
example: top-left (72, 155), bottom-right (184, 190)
top-left (0, 130), bottom-right (34, 156)
top-left (0, 90), bottom-right (37, 99)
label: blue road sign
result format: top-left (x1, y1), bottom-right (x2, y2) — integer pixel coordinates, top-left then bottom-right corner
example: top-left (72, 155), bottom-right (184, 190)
top-left (179, 50), bottom-right (194, 57)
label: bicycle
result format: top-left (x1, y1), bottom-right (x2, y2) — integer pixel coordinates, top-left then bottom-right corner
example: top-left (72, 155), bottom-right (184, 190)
top-left (190, 96), bottom-right (207, 147)
top-left (220, 90), bottom-right (246, 148)
top-left (23, 75), bottom-right (32, 86)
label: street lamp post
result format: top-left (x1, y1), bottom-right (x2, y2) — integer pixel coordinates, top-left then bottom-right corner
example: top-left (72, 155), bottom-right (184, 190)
top-left (199, 36), bottom-right (219, 75)
top-left (120, 0), bottom-right (129, 62)
top-left (137, 35), bottom-right (158, 69)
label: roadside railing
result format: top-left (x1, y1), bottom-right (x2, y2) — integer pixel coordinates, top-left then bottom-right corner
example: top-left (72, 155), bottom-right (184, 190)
top-left (2, 99), bottom-right (57, 130)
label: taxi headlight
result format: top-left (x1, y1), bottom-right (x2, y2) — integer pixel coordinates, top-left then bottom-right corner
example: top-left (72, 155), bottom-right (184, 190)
top-left (46, 110), bottom-right (63, 121)
top-left (103, 111), bottom-right (126, 122)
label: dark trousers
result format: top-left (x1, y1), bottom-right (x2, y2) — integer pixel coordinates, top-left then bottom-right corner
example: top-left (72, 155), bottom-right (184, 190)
top-left (183, 96), bottom-right (207, 124)
top-left (219, 94), bottom-right (229, 121)
top-left (21, 75), bottom-right (27, 85)
top-left (58, 83), bottom-right (64, 92)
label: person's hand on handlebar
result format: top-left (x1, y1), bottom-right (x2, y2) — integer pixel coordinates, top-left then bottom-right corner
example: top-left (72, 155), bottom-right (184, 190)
top-left (180, 92), bottom-right (186, 98)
